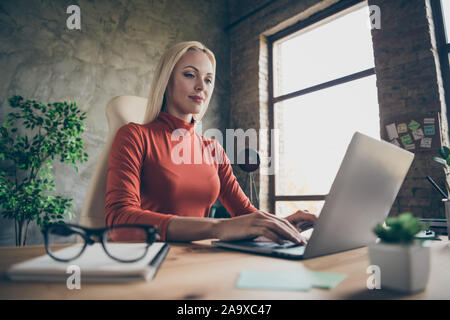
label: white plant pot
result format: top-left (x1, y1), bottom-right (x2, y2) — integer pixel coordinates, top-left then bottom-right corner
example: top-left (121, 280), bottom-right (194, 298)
top-left (368, 241), bottom-right (430, 293)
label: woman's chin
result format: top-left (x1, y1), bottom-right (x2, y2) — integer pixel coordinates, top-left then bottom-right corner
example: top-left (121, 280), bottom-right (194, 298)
top-left (180, 101), bottom-right (204, 115)
top-left (190, 104), bottom-right (204, 114)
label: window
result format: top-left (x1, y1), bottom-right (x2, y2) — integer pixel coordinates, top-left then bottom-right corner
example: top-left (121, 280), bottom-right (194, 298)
top-left (268, 0), bottom-right (380, 218)
top-left (442, 0), bottom-right (450, 34)
top-left (431, 0), bottom-right (450, 122)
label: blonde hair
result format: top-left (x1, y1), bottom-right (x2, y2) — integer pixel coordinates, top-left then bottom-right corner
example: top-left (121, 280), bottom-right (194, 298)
top-left (143, 41), bottom-right (216, 124)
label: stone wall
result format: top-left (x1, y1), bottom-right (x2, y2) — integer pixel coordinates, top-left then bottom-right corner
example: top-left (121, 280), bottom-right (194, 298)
top-left (0, 0), bottom-right (230, 246)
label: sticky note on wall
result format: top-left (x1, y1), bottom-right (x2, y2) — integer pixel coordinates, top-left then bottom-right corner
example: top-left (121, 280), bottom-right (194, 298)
top-left (397, 123), bottom-right (408, 134)
top-left (408, 120), bottom-right (421, 131)
top-left (385, 123), bottom-right (398, 140)
top-left (420, 137), bottom-right (432, 148)
top-left (412, 128), bottom-right (424, 141)
top-left (390, 139), bottom-right (401, 147)
top-left (400, 134), bottom-right (413, 145)
top-left (424, 125), bottom-right (435, 136)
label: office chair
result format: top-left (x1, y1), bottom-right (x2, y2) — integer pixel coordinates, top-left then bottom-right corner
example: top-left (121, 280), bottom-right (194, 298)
top-left (78, 96), bottom-right (148, 228)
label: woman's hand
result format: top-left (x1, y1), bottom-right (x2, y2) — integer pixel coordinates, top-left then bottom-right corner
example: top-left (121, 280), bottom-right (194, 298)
top-left (284, 209), bottom-right (317, 232)
top-left (214, 211), bottom-right (308, 245)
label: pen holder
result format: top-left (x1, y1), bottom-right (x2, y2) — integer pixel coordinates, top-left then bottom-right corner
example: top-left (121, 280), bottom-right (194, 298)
top-left (443, 199), bottom-right (450, 240)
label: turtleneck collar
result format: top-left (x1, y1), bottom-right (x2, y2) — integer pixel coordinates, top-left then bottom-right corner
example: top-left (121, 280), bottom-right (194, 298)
top-left (157, 110), bottom-right (196, 134)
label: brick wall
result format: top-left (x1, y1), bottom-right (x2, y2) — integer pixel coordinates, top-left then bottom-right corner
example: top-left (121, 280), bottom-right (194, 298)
top-left (228, 0), bottom-right (449, 218)
top-left (369, 0), bottom-right (448, 218)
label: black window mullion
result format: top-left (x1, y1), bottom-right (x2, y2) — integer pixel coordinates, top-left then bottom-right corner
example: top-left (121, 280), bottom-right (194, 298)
top-left (273, 67), bottom-right (375, 104)
top-left (275, 195), bottom-right (327, 201)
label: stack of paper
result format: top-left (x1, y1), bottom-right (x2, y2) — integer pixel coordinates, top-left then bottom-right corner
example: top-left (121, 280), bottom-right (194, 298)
top-left (7, 242), bottom-right (169, 283)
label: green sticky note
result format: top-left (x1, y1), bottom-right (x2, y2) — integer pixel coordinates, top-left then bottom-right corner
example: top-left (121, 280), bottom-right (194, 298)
top-left (236, 270), bottom-right (312, 291)
top-left (236, 269), bottom-right (347, 291)
top-left (400, 134), bottom-right (413, 145)
top-left (424, 125), bottom-right (435, 136)
top-left (307, 271), bottom-right (347, 289)
top-left (408, 120), bottom-right (420, 131)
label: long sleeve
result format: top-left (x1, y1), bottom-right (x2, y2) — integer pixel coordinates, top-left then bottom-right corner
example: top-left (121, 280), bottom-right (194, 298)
top-left (105, 111), bottom-right (259, 242)
top-left (216, 142), bottom-right (259, 216)
top-left (104, 123), bottom-right (175, 241)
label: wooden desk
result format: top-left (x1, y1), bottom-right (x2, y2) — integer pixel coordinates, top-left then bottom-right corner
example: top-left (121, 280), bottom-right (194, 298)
top-left (0, 238), bottom-right (449, 300)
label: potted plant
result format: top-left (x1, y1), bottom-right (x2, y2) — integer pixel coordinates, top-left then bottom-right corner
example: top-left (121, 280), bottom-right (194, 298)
top-left (431, 146), bottom-right (450, 239)
top-left (368, 213), bottom-right (431, 293)
top-left (0, 96), bottom-right (88, 246)
top-left (432, 146), bottom-right (450, 191)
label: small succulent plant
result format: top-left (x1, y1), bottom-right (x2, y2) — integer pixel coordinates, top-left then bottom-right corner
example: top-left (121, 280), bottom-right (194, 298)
top-left (373, 213), bottom-right (429, 244)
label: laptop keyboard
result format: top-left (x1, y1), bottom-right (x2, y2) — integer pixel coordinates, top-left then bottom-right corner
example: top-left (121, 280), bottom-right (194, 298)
top-left (240, 240), bottom-right (304, 249)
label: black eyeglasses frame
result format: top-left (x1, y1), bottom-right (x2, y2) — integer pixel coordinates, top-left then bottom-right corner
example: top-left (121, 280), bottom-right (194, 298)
top-left (42, 223), bottom-right (160, 263)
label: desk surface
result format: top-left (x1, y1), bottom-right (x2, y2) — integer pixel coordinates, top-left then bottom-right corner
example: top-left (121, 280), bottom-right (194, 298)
top-left (0, 238), bottom-right (449, 300)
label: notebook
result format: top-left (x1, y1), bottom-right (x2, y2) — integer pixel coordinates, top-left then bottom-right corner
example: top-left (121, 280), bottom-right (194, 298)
top-left (6, 242), bottom-right (170, 283)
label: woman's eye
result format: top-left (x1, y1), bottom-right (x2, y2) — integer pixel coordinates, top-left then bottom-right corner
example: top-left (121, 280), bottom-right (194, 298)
top-left (205, 78), bottom-right (212, 84)
top-left (184, 73), bottom-right (195, 78)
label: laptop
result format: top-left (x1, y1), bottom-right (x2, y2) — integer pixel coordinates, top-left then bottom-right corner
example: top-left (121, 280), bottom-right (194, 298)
top-left (212, 132), bottom-right (414, 260)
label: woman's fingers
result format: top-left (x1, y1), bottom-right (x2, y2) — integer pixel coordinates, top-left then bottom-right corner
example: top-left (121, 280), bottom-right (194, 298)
top-left (218, 211), bottom-right (310, 244)
top-left (285, 210), bottom-right (317, 231)
top-left (255, 214), bottom-right (303, 244)
top-left (258, 211), bottom-right (298, 233)
top-left (255, 227), bottom-right (284, 245)
top-left (297, 221), bottom-right (314, 231)
top-left (293, 210), bottom-right (317, 223)
top-left (258, 211), bottom-right (304, 242)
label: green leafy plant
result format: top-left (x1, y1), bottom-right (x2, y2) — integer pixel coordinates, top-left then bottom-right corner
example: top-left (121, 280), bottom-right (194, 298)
top-left (0, 95), bottom-right (88, 246)
top-left (433, 146), bottom-right (450, 168)
top-left (433, 146), bottom-right (450, 191)
top-left (373, 213), bottom-right (429, 244)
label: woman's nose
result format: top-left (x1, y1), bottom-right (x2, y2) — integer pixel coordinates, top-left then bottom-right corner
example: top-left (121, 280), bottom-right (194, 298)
top-left (195, 80), bottom-right (205, 91)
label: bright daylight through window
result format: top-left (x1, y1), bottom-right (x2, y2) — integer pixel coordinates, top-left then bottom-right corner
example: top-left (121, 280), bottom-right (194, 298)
top-left (272, 3), bottom-right (380, 218)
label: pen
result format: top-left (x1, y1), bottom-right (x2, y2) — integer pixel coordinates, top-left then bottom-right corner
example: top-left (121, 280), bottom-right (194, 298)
top-left (426, 176), bottom-right (448, 199)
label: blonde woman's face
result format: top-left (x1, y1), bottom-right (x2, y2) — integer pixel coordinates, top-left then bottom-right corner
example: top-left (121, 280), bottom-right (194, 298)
top-left (165, 49), bottom-right (214, 120)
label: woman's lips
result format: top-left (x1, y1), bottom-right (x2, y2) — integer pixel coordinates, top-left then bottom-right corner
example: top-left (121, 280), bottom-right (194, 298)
top-left (189, 96), bottom-right (203, 103)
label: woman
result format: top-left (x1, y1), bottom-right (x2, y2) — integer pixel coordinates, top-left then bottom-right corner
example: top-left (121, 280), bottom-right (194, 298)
top-left (105, 41), bottom-right (315, 244)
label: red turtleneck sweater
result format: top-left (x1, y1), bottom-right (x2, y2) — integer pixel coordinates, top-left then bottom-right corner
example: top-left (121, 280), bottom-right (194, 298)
top-left (104, 111), bottom-right (258, 241)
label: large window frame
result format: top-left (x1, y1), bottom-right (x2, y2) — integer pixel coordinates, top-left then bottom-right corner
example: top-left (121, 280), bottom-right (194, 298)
top-left (431, 0), bottom-right (450, 125)
top-left (267, 0), bottom-right (376, 214)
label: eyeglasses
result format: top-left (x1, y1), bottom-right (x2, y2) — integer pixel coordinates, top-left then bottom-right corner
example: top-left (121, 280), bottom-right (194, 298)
top-left (42, 223), bottom-right (160, 263)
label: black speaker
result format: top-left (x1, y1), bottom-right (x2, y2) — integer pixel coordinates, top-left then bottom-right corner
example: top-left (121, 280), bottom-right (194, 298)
top-left (237, 148), bottom-right (260, 208)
